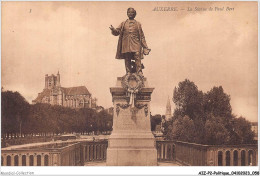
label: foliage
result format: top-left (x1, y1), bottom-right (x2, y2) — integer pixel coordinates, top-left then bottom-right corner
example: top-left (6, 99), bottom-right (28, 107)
top-left (150, 114), bottom-right (162, 131)
top-left (163, 116), bottom-right (173, 138)
top-left (166, 79), bottom-right (255, 145)
top-left (171, 116), bottom-right (196, 143)
top-left (204, 86), bottom-right (232, 118)
top-left (204, 116), bottom-right (231, 145)
top-left (232, 116), bottom-right (254, 144)
top-left (1, 90), bottom-right (113, 138)
top-left (173, 79), bottom-right (204, 121)
top-left (2, 90), bottom-right (30, 137)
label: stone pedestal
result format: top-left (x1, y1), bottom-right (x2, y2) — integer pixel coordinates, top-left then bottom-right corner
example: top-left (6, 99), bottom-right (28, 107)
top-left (106, 77), bottom-right (157, 166)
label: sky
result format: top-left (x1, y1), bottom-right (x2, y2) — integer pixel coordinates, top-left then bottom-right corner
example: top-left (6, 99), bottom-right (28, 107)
top-left (2, 1), bottom-right (258, 122)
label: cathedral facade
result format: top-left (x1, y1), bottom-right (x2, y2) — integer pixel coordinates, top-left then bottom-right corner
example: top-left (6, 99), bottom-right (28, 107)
top-left (32, 72), bottom-right (96, 109)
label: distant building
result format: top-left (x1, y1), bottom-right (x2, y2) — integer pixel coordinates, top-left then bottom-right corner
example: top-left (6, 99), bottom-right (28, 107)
top-left (251, 122), bottom-right (258, 141)
top-left (165, 96), bottom-right (172, 120)
top-left (32, 72), bottom-right (96, 109)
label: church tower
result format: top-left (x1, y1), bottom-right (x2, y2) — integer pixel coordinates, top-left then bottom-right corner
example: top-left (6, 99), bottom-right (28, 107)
top-left (57, 71), bottom-right (61, 87)
top-left (45, 74), bottom-right (58, 89)
top-left (165, 96), bottom-right (172, 120)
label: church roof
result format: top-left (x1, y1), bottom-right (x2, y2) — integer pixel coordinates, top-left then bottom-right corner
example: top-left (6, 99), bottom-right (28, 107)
top-left (62, 86), bottom-right (91, 96)
top-left (33, 89), bottom-right (51, 102)
top-left (33, 86), bottom-right (91, 103)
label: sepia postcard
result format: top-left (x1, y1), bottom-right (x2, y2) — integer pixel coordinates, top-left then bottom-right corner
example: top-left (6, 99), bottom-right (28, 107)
top-left (1, 1), bottom-right (258, 175)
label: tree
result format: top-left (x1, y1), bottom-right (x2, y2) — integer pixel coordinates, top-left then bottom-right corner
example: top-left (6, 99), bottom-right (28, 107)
top-left (150, 114), bottom-right (162, 131)
top-left (171, 115), bottom-right (196, 143)
top-left (173, 79), bottom-right (204, 121)
top-left (232, 116), bottom-right (254, 144)
top-left (204, 116), bottom-right (231, 145)
top-left (204, 86), bottom-right (232, 119)
top-left (166, 79), bottom-right (255, 145)
top-left (162, 115), bottom-right (173, 138)
top-left (1, 90), bottom-right (30, 138)
top-left (2, 89), bottom-right (115, 138)
top-left (96, 110), bottom-right (113, 133)
top-left (171, 79), bottom-right (205, 142)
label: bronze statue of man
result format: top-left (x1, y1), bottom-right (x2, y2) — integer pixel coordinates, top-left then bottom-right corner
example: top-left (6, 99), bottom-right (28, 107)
top-left (110, 8), bottom-right (151, 75)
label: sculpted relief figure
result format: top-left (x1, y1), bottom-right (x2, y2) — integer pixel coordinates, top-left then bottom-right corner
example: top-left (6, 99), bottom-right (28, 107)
top-left (110, 8), bottom-right (151, 75)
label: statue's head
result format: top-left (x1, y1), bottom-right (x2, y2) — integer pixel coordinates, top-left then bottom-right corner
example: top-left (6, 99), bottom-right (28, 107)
top-left (127, 8), bottom-right (136, 19)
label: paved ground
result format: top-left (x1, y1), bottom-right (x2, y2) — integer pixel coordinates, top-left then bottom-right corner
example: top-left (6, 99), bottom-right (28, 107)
top-left (84, 161), bottom-right (181, 166)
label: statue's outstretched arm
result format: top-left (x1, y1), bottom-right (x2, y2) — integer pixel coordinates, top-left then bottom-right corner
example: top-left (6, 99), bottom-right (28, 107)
top-left (110, 23), bottom-right (123, 36)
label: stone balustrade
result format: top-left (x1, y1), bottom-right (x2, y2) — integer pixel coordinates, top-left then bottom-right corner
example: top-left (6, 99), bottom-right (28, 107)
top-left (82, 141), bottom-right (108, 162)
top-left (207, 144), bottom-right (258, 166)
top-left (1, 140), bottom-right (257, 166)
top-left (1, 140), bottom-right (108, 166)
top-left (156, 140), bottom-right (175, 161)
top-left (173, 141), bottom-right (258, 166)
top-left (1, 141), bottom-right (82, 166)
